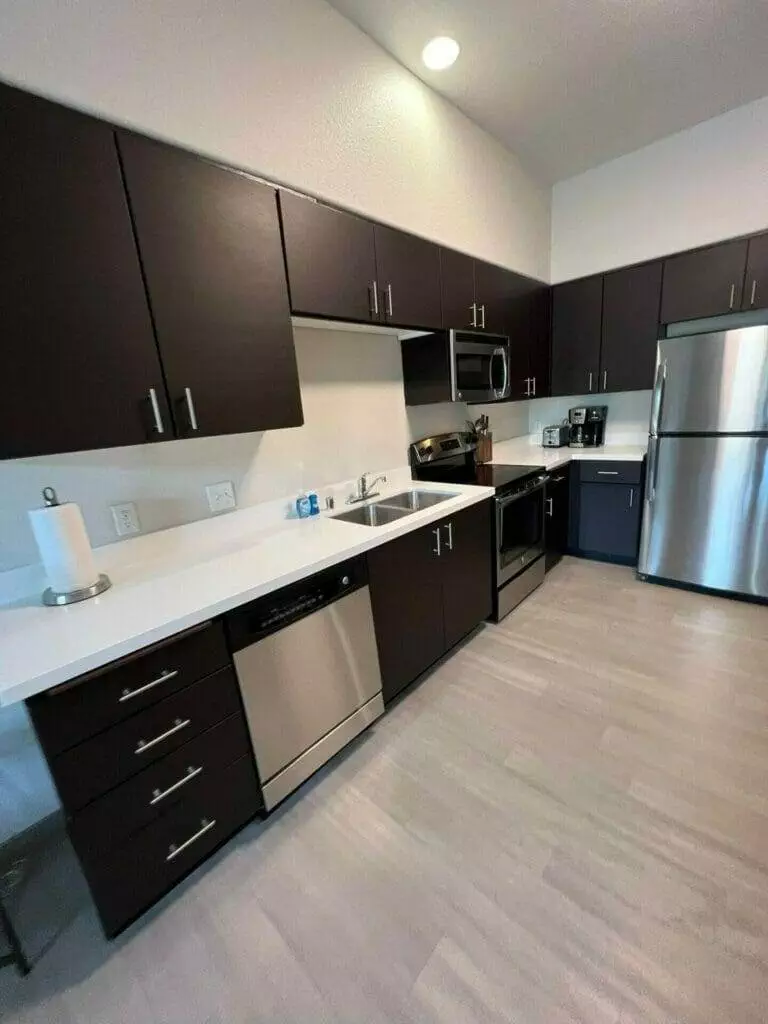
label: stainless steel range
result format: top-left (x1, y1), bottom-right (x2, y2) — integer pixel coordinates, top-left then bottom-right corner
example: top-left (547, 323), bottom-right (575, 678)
top-left (410, 432), bottom-right (548, 620)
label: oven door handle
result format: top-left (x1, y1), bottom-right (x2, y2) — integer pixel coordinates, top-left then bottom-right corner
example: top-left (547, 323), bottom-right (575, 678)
top-left (495, 477), bottom-right (548, 509)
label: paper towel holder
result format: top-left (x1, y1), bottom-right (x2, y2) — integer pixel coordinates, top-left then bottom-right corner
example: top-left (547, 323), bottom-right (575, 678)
top-left (39, 487), bottom-right (112, 606)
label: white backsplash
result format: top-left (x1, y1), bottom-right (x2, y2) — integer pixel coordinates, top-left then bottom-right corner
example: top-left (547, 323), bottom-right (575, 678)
top-left (527, 390), bottom-right (652, 446)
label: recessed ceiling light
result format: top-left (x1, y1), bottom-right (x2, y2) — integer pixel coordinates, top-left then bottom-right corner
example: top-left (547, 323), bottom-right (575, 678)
top-left (421, 36), bottom-right (460, 71)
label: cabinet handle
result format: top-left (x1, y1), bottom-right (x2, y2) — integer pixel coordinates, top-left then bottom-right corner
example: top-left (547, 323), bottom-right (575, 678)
top-left (751, 279), bottom-right (758, 306)
top-left (166, 818), bottom-right (216, 862)
top-left (444, 522), bottom-right (453, 550)
top-left (531, 376), bottom-right (536, 397)
top-left (150, 765), bottom-right (203, 806)
top-left (628, 488), bottom-right (634, 509)
top-left (432, 527), bottom-right (441, 556)
top-left (470, 303), bottom-right (477, 328)
top-left (588, 372), bottom-right (593, 392)
top-left (184, 387), bottom-right (199, 431)
top-left (148, 388), bottom-right (165, 435)
top-left (603, 370), bottom-right (608, 391)
top-left (524, 377), bottom-right (531, 397)
top-left (545, 497), bottom-right (553, 517)
top-left (119, 668), bottom-right (178, 703)
top-left (135, 717), bottom-right (191, 755)
top-left (552, 475), bottom-right (567, 482)
top-left (369, 280), bottom-right (379, 318)
top-left (729, 283), bottom-right (736, 309)
top-left (597, 470), bottom-right (619, 475)
top-left (386, 284), bottom-right (393, 318)
top-left (480, 304), bottom-right (486, 329)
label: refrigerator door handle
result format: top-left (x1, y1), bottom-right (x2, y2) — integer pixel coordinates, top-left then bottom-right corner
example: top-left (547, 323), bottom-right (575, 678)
top-left (650, 359), bottom-right (667, 435)
top-left (646, 436), bottom-right (660, 503)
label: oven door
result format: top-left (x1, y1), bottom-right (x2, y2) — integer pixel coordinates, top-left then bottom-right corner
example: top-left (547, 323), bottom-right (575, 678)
top-left (450, 331), bottom-right (511, 402)
top-left (496, 480), bottom-right (547, 586)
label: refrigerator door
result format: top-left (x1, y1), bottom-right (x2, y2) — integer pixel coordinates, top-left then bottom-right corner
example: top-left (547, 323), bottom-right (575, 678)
top-left (653, 327), bottom-right (768, 435)
top-left (639, 435), bottom-right (768, 598)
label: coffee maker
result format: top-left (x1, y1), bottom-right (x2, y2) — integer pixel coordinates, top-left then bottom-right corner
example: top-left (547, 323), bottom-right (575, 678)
top-left (568, 405), bottom-right (607, 447)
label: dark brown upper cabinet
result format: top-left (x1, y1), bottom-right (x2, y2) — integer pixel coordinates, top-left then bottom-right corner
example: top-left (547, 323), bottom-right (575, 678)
top-left (373, 224), bottom-right (442, 329)
top-left (660, 239), bottom-right (749, 323)
top-left (279, 191), bottom-right (377, 323)
top-left (474, 260), bottom-right (512, 334)
top-left (440, 248), bottom-right (476, 330)
top-left (600, 261), bottom-right (663, 394)
top-left (550, 275), bottom-right (603, 397)
top-left (743, 233), bottom-right (768, 311)
top-left (0, 83), bottom-right (169, 460)
top-left (119, 134), bottom-right (302, 438)
top-left (506, 277), bottom-right (551, 400)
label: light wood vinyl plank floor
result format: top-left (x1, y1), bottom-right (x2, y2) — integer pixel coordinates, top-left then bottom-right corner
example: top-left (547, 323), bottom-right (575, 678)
top-left (2, 557), bottom-right (768, 1023)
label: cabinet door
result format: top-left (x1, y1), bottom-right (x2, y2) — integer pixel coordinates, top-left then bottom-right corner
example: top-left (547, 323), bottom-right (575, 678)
top-left (440, 248), bottom-right (477, 329)
top-left (367, 524), bottom-right (445, 703)
top-left (508, 280), bottom-right (551, 400)
top-left (742, 233), bottom-right (768, 311)
top-left (373, 225), bottom-right (442, 329)
top-left (441, 501), bottom-right (493, 650)
top-left (527, 286), bottom-right (552, 400)
top-left (545, 467), bottom-right (570, 570)
top-left (474, 261), bottom-right (512, 334)
top-left (601, 261), bottom-right (662, 394)
top-left (280, 191), bottom-right (378, 323)
top-left (119, 134), bottom-right (302, 437)
top-left (577, 482), bottom-right (641, 563)
top-left (550, 276), bottom-right (603, 398)
top-left (660, 240), bottom-right (748, 323)
top-left (0, 84), bottom-right (168, 459)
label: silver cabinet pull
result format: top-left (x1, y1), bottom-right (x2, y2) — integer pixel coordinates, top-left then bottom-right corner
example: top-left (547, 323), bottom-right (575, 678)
top-left (385, 284), bottom-right (393, 318)
top-left (479, 304), bottom-right (486, 329)
top-left (628, 488), bottom-right (634, 509)
top-left (148, 388), bottom-right (165, 435)
top-left (150, 765), bottom-right (202, 806)
top-left (184, 387), bottom-right (199, 431)
top-left (603, 370), bottom-right (608, 391)
top-left (545, 497), bottom-right (553, 517)
top-left (120, 669), bottom-right (178, 703)
top-left (531, 376), bottom-right (536, 397)
top-left (432, 527), bottom-right (441, 556)
top-left (166, 818), bottom-right (216, 862)
top-left (588, 371), bottom-right (593, 392)
top-left (444, 522), bottom-right (453, 550)
top-left (135, 718), bottom-right (191, 755)
top-left (552, 475), bottom-right (567, 482)
top-left (751, 279), bottom-right (758, 306)
top-left (369, 280), bottom-right (379, 318)
top-left (729, 283), bottom-right (736, 309)
top-left (524, 378), bottom-right (531, 397)
top-left (597, 470), bottom-right (619, 475)
top-left (470, 303), bottom-right (477, 328)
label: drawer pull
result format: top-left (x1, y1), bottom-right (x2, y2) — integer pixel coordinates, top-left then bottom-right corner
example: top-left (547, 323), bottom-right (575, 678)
top-left (166, 818), bottom-right (217, 861)
top-left (150, 765), bottom-right (203, 805)
top-left (135, 718), bottom-right (191, 755)
top-left (120, 669), bottom-right (179, 703)
top-left (596, 470), bottom-right (619, 475)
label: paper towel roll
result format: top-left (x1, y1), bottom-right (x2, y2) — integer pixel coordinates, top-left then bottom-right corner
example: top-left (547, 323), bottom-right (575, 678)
top-left (29, 496), bottom-right (99, 594)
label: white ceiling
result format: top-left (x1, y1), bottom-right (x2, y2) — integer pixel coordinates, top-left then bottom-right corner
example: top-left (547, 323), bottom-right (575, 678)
top-left (328, 0), bottom-right (768, 182)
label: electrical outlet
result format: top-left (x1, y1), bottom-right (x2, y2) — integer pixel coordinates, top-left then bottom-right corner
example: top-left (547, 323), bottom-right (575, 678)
top-left (111, 502), bottom-right (141, 537)
top-left (206, 480), bottom-right (236, 514)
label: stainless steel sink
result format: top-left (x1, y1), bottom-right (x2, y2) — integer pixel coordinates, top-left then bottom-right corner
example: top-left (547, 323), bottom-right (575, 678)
top-left (377, 489), bottom-right (457, 511)
top-left (331, 504), bottom-right (412, 527)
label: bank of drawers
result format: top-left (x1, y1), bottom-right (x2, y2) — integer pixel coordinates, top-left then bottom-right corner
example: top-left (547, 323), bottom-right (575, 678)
top-left (27, 622), bottom-right (262, 936)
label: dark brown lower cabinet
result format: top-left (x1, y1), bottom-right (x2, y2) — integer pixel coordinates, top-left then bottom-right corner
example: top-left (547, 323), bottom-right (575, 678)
top-left (368, 500), bottom-right (492, 703)
top-left (545, 466), bottom-right (571, 570)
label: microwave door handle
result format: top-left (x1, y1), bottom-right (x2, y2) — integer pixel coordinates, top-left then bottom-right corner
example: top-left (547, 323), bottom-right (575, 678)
top-left (498, 347), bottom-right (509, 398)
top-left (490, 346), bottom-right (508, 398)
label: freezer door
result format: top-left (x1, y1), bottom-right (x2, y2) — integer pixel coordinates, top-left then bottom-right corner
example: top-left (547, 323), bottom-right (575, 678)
top-left (653, 327), bottom-right (768, 434)
top-left (639, 436), bottom-right (768, 598)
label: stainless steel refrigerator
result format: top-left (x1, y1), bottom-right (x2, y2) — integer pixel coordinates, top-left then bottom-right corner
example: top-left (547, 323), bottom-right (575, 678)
top-left (638, 325), bottom-right (768, 599)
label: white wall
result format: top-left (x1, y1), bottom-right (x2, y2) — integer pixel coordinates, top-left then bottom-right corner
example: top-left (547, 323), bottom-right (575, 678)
top-left (551, 95), bottom-right (768, 283)
top-left (0, 0), bottom-right (549, 280)
top-left (528, 391), bottom-right (652, 446)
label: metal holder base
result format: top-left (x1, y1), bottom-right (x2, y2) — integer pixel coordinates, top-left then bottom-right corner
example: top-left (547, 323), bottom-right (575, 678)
top-left (42, 573), bottom-right (112, 607)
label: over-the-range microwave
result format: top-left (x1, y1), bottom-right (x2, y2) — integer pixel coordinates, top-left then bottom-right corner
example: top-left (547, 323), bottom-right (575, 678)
top-left (401, 329), bottom-right (512, 405)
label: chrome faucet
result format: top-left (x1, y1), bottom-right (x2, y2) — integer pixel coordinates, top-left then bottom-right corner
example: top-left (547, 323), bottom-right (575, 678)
top-left (347, 472), bottom-right (388, 504)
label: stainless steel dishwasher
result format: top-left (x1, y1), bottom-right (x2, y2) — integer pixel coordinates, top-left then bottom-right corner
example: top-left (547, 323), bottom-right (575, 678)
top-left (225, 557), bottom-right (384, 811)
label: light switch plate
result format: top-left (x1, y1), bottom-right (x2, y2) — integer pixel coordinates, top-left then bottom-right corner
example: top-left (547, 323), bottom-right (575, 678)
top-left (111, 502), bottom-right (141, 537)
top-left (206, 481), bottom-right (236, 514)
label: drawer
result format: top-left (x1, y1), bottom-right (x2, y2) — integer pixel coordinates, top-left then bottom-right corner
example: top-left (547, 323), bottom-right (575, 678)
top-left (578, 460), bottom-right (643, 485)
top-left (52, 666), bottom-right (241, 811)
top-left (70, 713), bottom-right (255, 860)
top-left (83, 754), bottom-right (260, 937)
top-left (27, 621), bottom-right (229, 756)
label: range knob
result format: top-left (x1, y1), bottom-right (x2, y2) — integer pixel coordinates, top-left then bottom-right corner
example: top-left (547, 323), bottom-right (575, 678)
top-left (341, 575), bottom-right (350, 586)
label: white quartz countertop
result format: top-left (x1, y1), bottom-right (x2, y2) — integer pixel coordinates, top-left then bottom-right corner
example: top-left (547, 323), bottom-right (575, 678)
top-left (489, 435), bottom-right (647, 471)
top-left (0, 480), bottom-right (493, 707)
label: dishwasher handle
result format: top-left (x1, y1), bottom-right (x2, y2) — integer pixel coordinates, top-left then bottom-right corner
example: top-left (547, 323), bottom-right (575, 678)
top-left (225, 556), bottom-right (369, 652)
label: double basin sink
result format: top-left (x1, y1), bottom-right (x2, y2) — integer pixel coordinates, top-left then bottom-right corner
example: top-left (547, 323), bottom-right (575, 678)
top-left (332, 489), bottom-right (458, 527)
